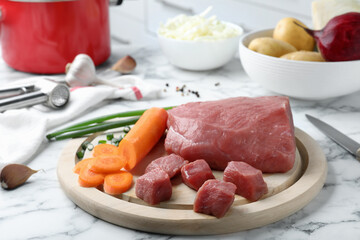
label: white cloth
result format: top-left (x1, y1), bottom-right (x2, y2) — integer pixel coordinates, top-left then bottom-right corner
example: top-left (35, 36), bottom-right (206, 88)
top-left (0, 74), bottom-right (162, 169)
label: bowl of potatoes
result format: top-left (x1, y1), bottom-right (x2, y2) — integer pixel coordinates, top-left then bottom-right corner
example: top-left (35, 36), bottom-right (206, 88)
top-left (239, 17), bottom-right (360, 100)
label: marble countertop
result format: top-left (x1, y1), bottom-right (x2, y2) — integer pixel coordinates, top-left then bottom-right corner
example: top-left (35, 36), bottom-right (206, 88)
top-left (2, 6), bottom-right (360, 240)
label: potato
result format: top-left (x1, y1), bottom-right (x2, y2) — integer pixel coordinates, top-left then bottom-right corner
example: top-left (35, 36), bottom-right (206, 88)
top-left (280, 51), bottom-right (325, 62)
top-left (273, 17), bottom-right (315, 51)
top-left (248, 37), bottom-right (297, 57)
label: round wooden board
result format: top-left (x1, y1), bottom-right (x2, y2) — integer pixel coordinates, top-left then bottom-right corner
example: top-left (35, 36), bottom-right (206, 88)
top-left (57, 128), bottom-right (327, 235)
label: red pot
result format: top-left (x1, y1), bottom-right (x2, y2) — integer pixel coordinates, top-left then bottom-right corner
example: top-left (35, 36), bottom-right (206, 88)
top-left (0, 0), bottom-right (121, 74)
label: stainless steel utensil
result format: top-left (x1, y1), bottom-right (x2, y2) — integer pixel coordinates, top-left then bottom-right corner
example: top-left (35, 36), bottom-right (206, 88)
top-left (306, 114), bottom-right (360, 160)
top-left (0, 79), bottom-right (70, 112)
top-left (0, 85), bottom-right (36, 99)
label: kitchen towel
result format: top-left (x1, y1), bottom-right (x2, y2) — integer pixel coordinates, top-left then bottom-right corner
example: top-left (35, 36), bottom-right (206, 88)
top-left (0, 74), bottom-right (163, 170)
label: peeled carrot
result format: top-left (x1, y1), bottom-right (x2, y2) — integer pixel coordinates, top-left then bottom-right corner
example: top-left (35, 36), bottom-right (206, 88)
top-left (103, 171), bottom-right (133, 195)
top-left (93, 144), bottom-right (119, 157)
top-left (118, 107), bottom-right (168, 170)
top-left (78, 162), bottom-right (105, 188)
top-left (73, 158), bottom-right (94, 174)
top-left (89, 155), bottom-right (126, 174)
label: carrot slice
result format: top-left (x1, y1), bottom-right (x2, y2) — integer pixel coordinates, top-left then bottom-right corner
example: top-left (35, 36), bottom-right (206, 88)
top-left (89, 155), bottom-right (126, 174)
top-left (103, 171), bottom-right (133, 195)
top-left (73, 158), bottom-right (94, 174)
top-left (78, 161), bottom-right (105, 187)
top-left (118, 107), bottom-right (168, 170)
top-left (93, 144), bottom-right (119, 157)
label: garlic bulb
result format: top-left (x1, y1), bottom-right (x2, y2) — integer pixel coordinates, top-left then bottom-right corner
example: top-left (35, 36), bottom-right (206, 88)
top-left (65, 54), bottom-right (98, 87)
top-left (65, 54), bottom-right (119, 88)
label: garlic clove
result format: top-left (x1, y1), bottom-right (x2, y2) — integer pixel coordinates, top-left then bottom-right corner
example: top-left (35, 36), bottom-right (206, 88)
top-left (111, 55), bottom-right (137, 74)
top-left (0, 164), bottom-right (39, 190)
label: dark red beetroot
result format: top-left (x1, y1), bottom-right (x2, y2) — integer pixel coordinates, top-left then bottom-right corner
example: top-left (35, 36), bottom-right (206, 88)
top-left (223, 161), bottom-right (268, 201)
top-left (181, 159), bottom-right (215, 191)
top-left (194, 179), bottom-right (236, 218)
top-left (135, 168), bottom-right (172, 205)
top-left (145, 153), bottom-right (188, 178)
top-left (165, 96), bottom-right (295, 173)
top-left (296, 12), bottom-right (360, 61)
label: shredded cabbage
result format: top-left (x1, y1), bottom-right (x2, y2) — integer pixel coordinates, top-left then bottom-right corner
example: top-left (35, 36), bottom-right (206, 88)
top-left (158, 6), bottom-right (241, 41)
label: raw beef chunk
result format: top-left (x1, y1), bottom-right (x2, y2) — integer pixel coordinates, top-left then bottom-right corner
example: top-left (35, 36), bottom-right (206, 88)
top-left (164, 96), bottom-right (296, 173)
top-left (181, 159), bottom-right (215, 190)
top-left (145, 153), bottom-right (188, 178)
top-left (223, 161), bottom-right (268, 201)
top-left (194, 179), bottom-right (236, 218)
top-left (135, 168), bottom-right (172, 205)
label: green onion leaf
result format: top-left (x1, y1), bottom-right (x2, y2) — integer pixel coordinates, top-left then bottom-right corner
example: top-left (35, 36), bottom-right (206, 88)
top-left (106, 133), bottom-right (114, 141)
top-left (81, 141), bottom-right (90, 150)
top-left (76, 150), bottom-right (84, 159)
top-left (123, 126), bottom-right (131, 133)
top-left (87, 143), bottom-right (94, 151)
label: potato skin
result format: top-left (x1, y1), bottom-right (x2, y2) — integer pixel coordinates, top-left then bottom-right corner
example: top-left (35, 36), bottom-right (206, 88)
top-left (280, 51), bottom-right (325, 62)
top-left (273, 17), bottom-right (315, 51)
top-left (248, 37), bottom-right (297, 57)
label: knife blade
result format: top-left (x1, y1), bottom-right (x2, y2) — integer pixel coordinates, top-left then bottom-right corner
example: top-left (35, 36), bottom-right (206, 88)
top-left (306, 114), bottom-right (360, 160)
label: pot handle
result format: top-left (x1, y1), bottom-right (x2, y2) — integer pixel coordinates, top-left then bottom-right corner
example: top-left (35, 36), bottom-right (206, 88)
top-left (109, 0), bottom-right (123, 6)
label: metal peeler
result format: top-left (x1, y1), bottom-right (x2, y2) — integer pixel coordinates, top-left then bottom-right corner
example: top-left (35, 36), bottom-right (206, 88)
top-left (0, 78), bottom-right (70, 112)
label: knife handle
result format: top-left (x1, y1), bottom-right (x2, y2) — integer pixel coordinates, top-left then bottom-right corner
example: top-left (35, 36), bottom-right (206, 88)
top-left (357, 148), bottom-right (360, 161)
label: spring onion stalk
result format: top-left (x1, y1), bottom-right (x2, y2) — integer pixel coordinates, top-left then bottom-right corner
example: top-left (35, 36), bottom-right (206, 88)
top-left (60, 106), bottom-right (173, 132)
top-left (46, 106), bottom-right (175, 141)
top-left (46, 121), bottom-right (115, 139)
top-left (48, 117), bottom-right (139, 141)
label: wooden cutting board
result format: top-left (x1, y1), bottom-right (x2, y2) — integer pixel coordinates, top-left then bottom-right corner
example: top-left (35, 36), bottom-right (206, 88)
top-left (57, 127), bottom-right (327, 235)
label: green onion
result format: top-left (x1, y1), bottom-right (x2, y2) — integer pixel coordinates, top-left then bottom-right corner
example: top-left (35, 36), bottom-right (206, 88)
top-left (46, 106), bottom-right (174, 141)
top-left (87, 143), bottom-right (94, 151)
top-left (123, 126), bottom-right (131, 133)
top-left (98, 140), bottom-right (107, 144)
top-left (46, 121), bottom-right (112, 139)
top-left (52, 107), bottom-right (173, 135)
top-left (47, 117), bottom-right (139, 141)
top-left (76, 150), bottom-right (84, 159)
top-left (81, 141), bottom-right (91, 150)
top-left (106, 133), bottom-right (114, 141)
top-left (111, 137), bottom-right (122, 147)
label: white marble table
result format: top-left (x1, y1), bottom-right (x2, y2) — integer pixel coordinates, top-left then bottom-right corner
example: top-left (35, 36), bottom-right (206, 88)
top-left (1, 4), bottom-right (360, 239)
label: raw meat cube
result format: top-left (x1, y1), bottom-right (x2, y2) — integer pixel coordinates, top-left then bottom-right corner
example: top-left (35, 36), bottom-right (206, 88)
top-left (135, 168), bottom-right (172, 205)
top-left (194, 179), bottom-right (236, 218)
top-left (164, 96), bottom-right (296, 172)
top-left (223, 161), bottom-right (268, 201)
top-left (181, 159), bottom-right (215, 190)
top-left (145, 153), bottom-right (188, 178)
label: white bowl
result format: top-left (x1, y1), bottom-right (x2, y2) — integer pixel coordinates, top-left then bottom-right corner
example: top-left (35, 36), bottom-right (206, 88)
top-left (158, 22), bottom-right (243, 71)
top-left (239, 29), bottom-right (360, 100)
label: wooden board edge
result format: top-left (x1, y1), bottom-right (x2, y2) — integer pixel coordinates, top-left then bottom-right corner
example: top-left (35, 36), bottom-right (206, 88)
top-left (57, 127), bottom-right (327, 235)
